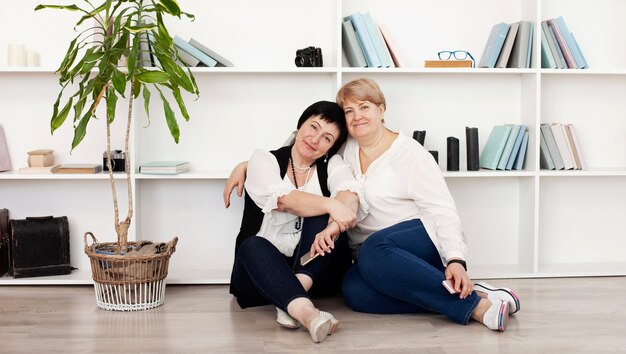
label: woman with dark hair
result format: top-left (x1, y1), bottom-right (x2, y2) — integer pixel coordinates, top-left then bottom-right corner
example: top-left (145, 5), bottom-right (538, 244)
top-left (228, 100), bottom-right (367, 343)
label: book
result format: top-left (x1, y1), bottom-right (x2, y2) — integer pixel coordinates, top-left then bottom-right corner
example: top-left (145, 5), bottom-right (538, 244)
top-left (505, 125), bottom-right (527, 170)
top-left (550, 123), bottom-right (575, 170)
top-left (465, 127), bottom-right (479, 171)
top-left (540, 123), bottom-right (565, 170)
top-left (345, 13), bottom-right (381, 68)
top-left (512, 131), bottom-right (529, 170)
top-left (361, 12), bottom-right (392, 68)
top-left (342, 19), bottom-right (367, 68)
top-left (175, 45), bottom-right (201, 67)
top-left (496, 124), bottom-right (521, 170)
top-left (508, 21), bottom-right (533, 68)
top-left (424, 60), bottom-right (472, 68)
top-left (379, 23), bottom-right (405, 67)
top-left (540, 25), bottom-right (557, 69)
top-left (57, 163), bottom-right (103, 174)
top-left (0, 125), bottom-right (11, 172)
top-left (566, 124), bottom-right (586, 170)
top-left (479, 125), bottom-right (512, 170)
top-left (478, 22), bottom-right (510, 68)
top-left (541, 21), bottom-right (564, 69)
top-left (139, 161), bottom-right (190, 174)
top-left (555, 16), bottom-right (588, 69)
top-left (539, 130), bottom-right (555, 170)
top-left (446, 137), bottom-right (460, 171)
top-left (173, 35), bottom-right (217, 67)
top-left (19, 164), bottom-right (61, 174)
top-left (562, 124), bottom-right (581, 169)
top-left (570, 33), bottom-right (589, 69)
top-left (547, 18), bottom-right (576, 68)
top-left (189, 38), bottom-right (234, 67)
top-left (495, 22), bottom-right (519, 68)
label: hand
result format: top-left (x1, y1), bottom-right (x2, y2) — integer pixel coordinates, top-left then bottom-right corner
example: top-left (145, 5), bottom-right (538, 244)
top-left (444, 262), bottom-right (473, 299)
top-left (223, 161), bottom-right (248, 208)
top-left (310, 222), bottom-right (340, 257)
top-left (327, 199), bottom-right (357, 232)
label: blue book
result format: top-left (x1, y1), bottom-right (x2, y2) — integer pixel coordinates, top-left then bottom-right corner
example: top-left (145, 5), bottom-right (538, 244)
top-left (513, 131), bottom-right (529, 170)
top-left (345, 13), bottom-right (381, 68)
top-left (525, 22), bottom-right (534, 68)
top-left (480, 125), bottom-right (512, 170)
top-left (173, 35), bottom-right (217, 67)
top-left (539, 130), bottom-right (555, 170)
top-left (542, 21), bottom-right (563, 68)
top-left (140, 161), bottom-right (190, 174)
top-left (505, 125), bottom-right (527, 170)
top-left (478, 22), bottom-right (510, 68)
top-left (360, 12), bottom-right (391, 68)
top-left (540, 123), bottom-right (565, 170)
top-left (548, 25), bottom-right (567, 69)
top-left (570, 33), bottom-right (589, 69)
top-left (555, 16), bottom-right (588, 69)
top-left (540, 25), bottom-right (557, 68)
top-left (497, 124), bottom-right (521, 170)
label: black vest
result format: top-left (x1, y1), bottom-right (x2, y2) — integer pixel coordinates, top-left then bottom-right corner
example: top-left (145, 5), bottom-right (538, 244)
top-left (233, 145), bottom-right (330, 254)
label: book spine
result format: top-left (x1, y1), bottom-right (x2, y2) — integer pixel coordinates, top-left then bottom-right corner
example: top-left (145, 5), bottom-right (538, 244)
top-left (540, 24), bottom-right (557, 69)
top-left (173, 35), bottom-right (217, 67)
top-left (540, 124), bottom-right (565, 170)
top-left (361, 12), bottom-right (392, 68)
top-left (547, 25), bottom-right (567, 69)
top-left (547, 18), bottom-right (576, 68)
top-left (567, 124), bottom-right (587, 170)
top-left (465, 127), bottom-right (479, 171)
top-left (505, 125), bottom-right (527, 170)
top-left (346, 13), bottom-right (381, 68)
top-left (539, 129), bottom-right (556, 170)
top-left (513, 131), bottom-right (529, 170)
top-left (342, 19), bottom-right (367, 68)
top-left (550, 123), bottom-right (575, 169)
top-left (541, 21), bottom-right (564, 69)
top-left (379, 23), bottom-right (405, 67)
top-left (497, 124), bottom-right (521, 170)
top-left (446, 137), bottom-right (459, 171)
top-left (0, 125), bottom-right (11, 171)
top-left (555, 16), bottom-right (588, 69)
top-left (478, 22), bottom-right (510, 68)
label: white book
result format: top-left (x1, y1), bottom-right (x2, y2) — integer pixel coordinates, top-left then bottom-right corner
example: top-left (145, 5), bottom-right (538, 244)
top-left (550, 123), bottom-right (575, 170)
top-left (565, 124), bottom-right (586, 170)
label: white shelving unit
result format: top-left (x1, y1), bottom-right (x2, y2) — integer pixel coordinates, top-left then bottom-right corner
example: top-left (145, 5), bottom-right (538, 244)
top-left (1, 0), bottom-right (625, 284)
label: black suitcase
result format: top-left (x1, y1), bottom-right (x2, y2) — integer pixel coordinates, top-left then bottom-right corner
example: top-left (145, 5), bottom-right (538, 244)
top-left (0, 208), bottom-right (9, 277)
top-left (9, 216), bottom-right (72, 278)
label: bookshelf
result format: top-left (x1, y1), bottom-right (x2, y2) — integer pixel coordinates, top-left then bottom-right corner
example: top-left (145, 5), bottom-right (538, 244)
top-left (1, 0), bottom-right (625, 284)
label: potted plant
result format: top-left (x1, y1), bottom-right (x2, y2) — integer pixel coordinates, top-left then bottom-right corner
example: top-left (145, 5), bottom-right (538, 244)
top-left (35, 0), bottom-right (199, 311)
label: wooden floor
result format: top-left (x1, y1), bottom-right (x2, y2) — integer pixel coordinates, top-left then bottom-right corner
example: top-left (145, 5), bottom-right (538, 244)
top-left (1, 277), bottom-right (626, 353)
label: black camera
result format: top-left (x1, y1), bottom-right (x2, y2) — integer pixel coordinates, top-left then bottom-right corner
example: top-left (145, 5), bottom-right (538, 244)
top-left (103, 150), bottom-right (126, 172)
top-left (295, 46), bottom-right (323, 67)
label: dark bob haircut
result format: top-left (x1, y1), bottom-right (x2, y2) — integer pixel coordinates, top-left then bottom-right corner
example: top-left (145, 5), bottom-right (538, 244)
top-left (296, 100), bottom-right (347, 158)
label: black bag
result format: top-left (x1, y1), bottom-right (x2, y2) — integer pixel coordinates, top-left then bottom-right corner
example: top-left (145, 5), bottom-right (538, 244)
top-left (9, 216), bottom-right (72, 278)
top-left (0, 208), bottom-right (9, 277)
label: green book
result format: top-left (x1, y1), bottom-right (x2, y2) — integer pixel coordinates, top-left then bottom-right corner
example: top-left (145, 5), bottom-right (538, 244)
top-left (139, 161), bottom-right (190, 174)
top-left (480, 125), bottom-right (512, 170)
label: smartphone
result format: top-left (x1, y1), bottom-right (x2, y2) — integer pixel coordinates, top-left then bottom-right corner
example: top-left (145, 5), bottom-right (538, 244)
top-left (300, 252), bottom-right (320, 266)
top-left (442, 280), bottom-right (459, 294)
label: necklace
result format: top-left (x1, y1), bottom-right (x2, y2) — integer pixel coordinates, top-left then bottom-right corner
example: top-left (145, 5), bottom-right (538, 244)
top-left (289, 152), bottom-right (313, 231)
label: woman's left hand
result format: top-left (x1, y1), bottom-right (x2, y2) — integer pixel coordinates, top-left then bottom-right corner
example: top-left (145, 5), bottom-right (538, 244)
top-left (444, 263), bottom-right (473, 299)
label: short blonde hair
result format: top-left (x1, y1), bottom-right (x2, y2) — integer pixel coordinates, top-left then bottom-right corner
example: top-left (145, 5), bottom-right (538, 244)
top-left (336, 78), bottom-right (386, 110)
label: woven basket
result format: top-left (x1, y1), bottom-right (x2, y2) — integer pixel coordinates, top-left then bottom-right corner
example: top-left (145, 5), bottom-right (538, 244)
top-left (84, 232), bottom-right (178, 311)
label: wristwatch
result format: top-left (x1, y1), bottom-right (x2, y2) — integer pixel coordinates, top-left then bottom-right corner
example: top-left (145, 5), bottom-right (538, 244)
top-left (447, 259), bottom-right (467, 271)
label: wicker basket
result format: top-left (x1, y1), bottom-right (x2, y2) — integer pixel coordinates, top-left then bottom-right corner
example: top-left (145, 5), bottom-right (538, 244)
top-left (84, 232), bottom-right (178, 311)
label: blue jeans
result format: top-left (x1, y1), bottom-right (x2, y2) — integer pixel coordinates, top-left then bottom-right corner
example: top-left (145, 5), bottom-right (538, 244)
top-left (231, 215), bottom-right (351, 312)
top-left (342, 219), bottom-right (480, 325)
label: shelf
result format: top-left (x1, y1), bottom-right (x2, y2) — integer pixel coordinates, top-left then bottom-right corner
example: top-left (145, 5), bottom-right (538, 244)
top-left (136, 170), bottom-right (231, 180)
top-left (442, 170), bottom-right (535, 178)
top-left (0, 172), bottom-right (129, 180)
top-left (538, 168), bottom-right (626, 177)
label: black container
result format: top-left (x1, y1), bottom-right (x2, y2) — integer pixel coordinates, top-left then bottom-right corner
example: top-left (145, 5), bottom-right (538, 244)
top-left (447, 137), bottom-right (460, 171)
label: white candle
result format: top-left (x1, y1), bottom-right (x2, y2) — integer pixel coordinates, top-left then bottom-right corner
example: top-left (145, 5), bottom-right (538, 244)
top-left (7, 44), bottom-right (26, 67)
top-left (26, 51), bottom-right (40, 67)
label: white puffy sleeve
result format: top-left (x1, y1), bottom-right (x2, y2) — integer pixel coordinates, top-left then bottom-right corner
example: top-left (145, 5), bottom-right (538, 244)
top-left (327, 154), bottom-right (369, 221)
top-left (244, 149), bottom-right (296, 225)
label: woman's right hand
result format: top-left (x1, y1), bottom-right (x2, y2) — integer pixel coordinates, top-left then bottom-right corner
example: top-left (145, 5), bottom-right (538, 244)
top-left (223, 161), bottom-right (248, 208)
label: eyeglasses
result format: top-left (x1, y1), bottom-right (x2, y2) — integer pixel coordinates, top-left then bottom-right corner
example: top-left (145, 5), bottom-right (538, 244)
top-left (437, 50), bottom-right (475, 68)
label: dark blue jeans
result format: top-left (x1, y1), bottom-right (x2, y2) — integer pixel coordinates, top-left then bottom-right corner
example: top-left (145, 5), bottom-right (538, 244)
top-left (342, 219), bottom-right (480, 325)
top-left (231, 215), bottom-right (351, 312)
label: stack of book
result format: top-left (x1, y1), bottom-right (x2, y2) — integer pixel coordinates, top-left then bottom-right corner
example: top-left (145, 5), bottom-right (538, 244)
top-left (342, 12), bottom-right (404, 68)
top-left (539, 123), bottom-right (586, 170)
top-left (540, 17), bottom-right (588, 69)
top-left (57, 163), bottom-right (103, 174)
top-left (171, 36), bottom-right (234, 68)
top-left (139, 161), bottom-right (190, 175)
top-left (479, 124), bottom-right (529, 170)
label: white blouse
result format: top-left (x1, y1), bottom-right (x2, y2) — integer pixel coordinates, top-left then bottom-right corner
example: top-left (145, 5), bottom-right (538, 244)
top-left (341, 133), bottom-right (467, 265)
top-left (245, 149), bottom-right (368, 257)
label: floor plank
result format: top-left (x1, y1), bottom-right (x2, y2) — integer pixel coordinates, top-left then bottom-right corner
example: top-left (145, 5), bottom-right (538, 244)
top-left (1, 277), bottom-right (625, 353)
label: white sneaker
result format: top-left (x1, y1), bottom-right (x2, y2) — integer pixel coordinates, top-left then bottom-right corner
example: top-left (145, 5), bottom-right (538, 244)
top-left (474, 281), bottom-right (521, 315)
top-left (308, 311), bottom-right (337, 343)
top-left (276, 307), bottom-right (300, 329)
top-left (482, 300), bottom-right (509, 332)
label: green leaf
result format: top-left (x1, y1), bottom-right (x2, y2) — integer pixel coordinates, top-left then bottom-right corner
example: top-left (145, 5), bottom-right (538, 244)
top-left (142, 85), bottom-right (151, 123)
top-left (106, 85), bottom-right (118, 123)
top-left (136, 70), bottom-right (169, 83)
top-left (158, 0), bottom-right (181, 18)
top-left (157, 88), bottom-right (179, 143)
top-left (112, 69), bottom-right (126, 96)
top-left (35, 4), bottom-right (81, 11)
top-left (75, 3), bottom-right (106, 28)
top-left (71, 110), bottom-right (92, 150)
top-left (50, 89), bottom-right (65, 133)
top-left (124, 23), bottom-right (155, 33)
top-left (170, 85), bottom-right (189, 121)
top-left (54, 98), bottom-right (74, 131)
